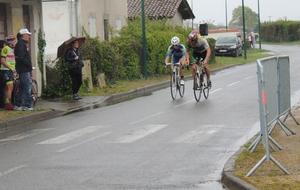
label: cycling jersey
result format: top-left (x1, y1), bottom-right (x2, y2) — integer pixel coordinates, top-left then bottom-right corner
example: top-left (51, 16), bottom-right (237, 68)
top-left (1, 45), bottom-right (15, 71)
top-left (187, 35), bottom-right (209, 54)
top-left (166, 44), bottom-right (186, 64)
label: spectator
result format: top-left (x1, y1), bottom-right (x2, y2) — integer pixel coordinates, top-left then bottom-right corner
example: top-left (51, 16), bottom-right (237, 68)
top-left (64, 39), bottom-right (84, 100)
top-left (248, 34), bottom-right (253, 48)
top-left (0, 35), bottom-right (16, 110)
top-left (14, 28), bottom-right (33, 111)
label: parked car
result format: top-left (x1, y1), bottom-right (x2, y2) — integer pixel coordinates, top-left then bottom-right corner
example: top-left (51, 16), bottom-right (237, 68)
top-left (215, 36), bottom-right (243, 57)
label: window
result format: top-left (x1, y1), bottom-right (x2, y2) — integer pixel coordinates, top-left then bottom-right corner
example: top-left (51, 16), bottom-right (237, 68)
top-left (104, 18), bottom-right (109, 41)
top-left (88, 16), bottom-right (96, 38)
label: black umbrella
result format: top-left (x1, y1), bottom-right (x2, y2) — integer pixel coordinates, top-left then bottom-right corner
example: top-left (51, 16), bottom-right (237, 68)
top-left (57, 37), bottom-right (86, 59)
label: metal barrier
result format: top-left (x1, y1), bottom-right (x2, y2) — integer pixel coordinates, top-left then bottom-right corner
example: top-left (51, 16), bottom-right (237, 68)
top-left (246, 55), bottom-right (299, 176)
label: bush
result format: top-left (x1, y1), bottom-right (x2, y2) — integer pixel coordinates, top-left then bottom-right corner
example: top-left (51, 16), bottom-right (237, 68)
top-left (261, 20), bottom-right (300, 42)
top-left (44, 19), bottom-right (216, 97)
top-left (43, 59), bottom-right (72, 98)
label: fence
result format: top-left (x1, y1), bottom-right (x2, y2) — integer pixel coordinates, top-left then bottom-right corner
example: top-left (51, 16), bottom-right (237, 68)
top-left (246, 55), bottom-right (299, 177)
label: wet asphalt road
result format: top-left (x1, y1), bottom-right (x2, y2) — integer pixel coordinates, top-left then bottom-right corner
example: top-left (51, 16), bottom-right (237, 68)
top-left (1, 44), bottom-right (300, 190)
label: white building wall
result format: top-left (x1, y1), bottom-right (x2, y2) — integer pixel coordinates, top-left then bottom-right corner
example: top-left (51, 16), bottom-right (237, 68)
top-left (42, 1), bottom-right (71, 60)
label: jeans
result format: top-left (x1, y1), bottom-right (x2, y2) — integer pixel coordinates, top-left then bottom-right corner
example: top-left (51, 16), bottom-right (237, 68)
top-left (19, 72), bottom-right (32, 108)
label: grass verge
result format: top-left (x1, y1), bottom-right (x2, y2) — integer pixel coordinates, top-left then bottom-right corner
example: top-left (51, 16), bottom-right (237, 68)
top-left (234, 108), bottom-right (300, 190)
top-left (0, 109), bottom-right (42, 122)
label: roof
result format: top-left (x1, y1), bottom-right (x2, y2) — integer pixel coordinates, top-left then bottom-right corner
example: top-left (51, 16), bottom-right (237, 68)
top-left (128, 0), bottom-right (195, 20)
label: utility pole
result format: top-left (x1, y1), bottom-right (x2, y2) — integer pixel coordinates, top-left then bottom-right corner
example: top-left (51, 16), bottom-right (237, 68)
top-left (225, 0), bottom-right (228, 31)
top-left (242, 0), bottom-right (247, 59)
top-left (141, 0), bottom-right (148, 77)
top-left (191, 0), bottom-right (194, 29)
top-left (257, 0), bottom-right (262, 49)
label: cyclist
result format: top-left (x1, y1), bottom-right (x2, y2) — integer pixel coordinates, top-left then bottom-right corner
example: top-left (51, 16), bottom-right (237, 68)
top-left (0, 35), bottom-right (16, 110)
top-left (165, 36), bottom-right (187, 85)
top-left (186, 31), bottom-right (212, 88)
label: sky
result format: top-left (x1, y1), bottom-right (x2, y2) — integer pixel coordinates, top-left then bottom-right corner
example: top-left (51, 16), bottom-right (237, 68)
top-left (187, 0), bottom-right (300, 25)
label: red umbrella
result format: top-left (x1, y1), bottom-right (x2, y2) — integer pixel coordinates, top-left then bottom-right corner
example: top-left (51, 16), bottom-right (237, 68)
top-left (57, 37), bottom-right (86, 59)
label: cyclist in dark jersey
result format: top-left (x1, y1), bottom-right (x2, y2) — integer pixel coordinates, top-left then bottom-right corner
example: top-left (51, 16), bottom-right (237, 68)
top-left (186, 31), bottom-right (212, 88)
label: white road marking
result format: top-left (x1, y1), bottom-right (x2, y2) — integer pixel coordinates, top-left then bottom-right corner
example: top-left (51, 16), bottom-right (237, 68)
top-left (228, 81), bottom-right (241, 87)
top-left (38, 126), bottom-right (103, 145)
top-left (129, 112), bottom-right (164, 125)
top-left (0, 165), bottom-right (27, 178)
top-left (173, 126), bottom-right (222, 144)
top-left (0, 129), bottom-right (53, 143)
top-left (173, 129), bottom-right (205, 143)
top-left (244, 76), bottom-right (255, 80)
top-left (210, 88), bottom-right (223, 94)
top-left (114, 124), bottom-right (167, 143)
top-left (57, 132), bottom-right (111, 153)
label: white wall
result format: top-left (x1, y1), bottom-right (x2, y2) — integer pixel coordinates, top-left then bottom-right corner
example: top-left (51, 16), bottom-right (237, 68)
top-left (42, 1), bottom-right (71, 60)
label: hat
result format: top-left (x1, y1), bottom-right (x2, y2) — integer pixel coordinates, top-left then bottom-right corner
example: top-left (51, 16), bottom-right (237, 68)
top-left (19, 28), bottom-right (31, 35)
top-left (5, 35), bottom-right (16, 41)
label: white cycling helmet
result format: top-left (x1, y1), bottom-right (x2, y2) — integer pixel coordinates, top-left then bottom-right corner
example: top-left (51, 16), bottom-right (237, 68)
top-left (171, 36), bottom-right (180, 46)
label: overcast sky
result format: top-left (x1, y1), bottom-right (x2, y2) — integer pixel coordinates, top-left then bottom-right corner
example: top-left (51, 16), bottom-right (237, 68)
top-left (188, 0), bottom-right (300, 25)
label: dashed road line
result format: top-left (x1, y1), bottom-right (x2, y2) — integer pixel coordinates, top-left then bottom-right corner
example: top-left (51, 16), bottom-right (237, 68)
top-left (244, 76), bottom-right (255, 80)
top-left (114, 124), bottom-right (167, 143)
top-left (57, 132), bottom-right (111, 153)
top-left (38, 126), bottom-right (104, 145)
top-left (0, 165), bottom-right (27, 178)
top-left (228, 81), bottom-right (241, 87)
top-left (129, 112), bottom-right (164, 125)
top-left (210, 88), bottom-right (223, 94)
top-left (0, 128), bottom-right (53, 143)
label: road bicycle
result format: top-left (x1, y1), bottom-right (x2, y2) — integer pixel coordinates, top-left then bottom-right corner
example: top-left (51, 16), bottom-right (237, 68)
top-left (193, 59), bottom-right (210, 102)
top-left (12, 75), bottom-right (38, 107)
top-left (166, 62), bottom-right (185, 100)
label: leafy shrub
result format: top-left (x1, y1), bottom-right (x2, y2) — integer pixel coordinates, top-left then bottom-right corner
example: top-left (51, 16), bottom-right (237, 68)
top-left (261, 20), bottom-right (300, 42)
top-left (44, 19), bottom-right (216, 97)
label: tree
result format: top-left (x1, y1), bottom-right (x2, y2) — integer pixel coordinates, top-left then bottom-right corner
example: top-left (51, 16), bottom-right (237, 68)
top-left (229, 6), bottom-right (258, 31)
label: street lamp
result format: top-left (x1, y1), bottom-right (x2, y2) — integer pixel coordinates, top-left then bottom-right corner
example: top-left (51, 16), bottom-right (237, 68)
top-left (257, 0), bottom-right (262, 49)
top-left (225, 0), bottom-right (228, 31)
top-left (141, 0), bottom-right (148, 77)
top-left (242, 0), bottom-right (247, 59)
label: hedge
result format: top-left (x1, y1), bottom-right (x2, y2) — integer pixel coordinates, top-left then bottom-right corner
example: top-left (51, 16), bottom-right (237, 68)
top-left (261, 20), bottom-right (300, 42)
top-left (44, 19), bottom-right (216, 97)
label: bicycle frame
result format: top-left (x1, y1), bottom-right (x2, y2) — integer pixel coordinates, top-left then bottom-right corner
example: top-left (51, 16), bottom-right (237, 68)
top-left (166, 62), bottom-right (184, 100)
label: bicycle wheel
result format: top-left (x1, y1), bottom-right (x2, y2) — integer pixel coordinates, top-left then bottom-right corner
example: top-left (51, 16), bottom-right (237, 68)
top-left (178, 77), bottom-right (185, 98)
top-left (31, 80), bottom-right (38, 106)
top-left (193, 73), bottom-right (202, 102)
top-left (170, 72), bottom-right (177, 100)
top-left (12, 79), bottom-right (21, 106)
top-left (203, 73), bottom-right (210, 99)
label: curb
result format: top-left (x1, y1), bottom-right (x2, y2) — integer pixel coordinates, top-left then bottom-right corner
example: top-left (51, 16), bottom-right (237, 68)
top-left (0, 109), bottom-right (63, 131)
top-left (221, 147), bottom-right (259, 190)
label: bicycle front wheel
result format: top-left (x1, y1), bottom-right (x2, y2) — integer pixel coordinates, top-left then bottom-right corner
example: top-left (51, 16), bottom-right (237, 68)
top-left (170, 72), bottom-right (177, 100)
top-left (32, 80), bottom-right (38, 106)
top-left (178, 78), bottom-right (185, 98)
top-left (193, 73), bottom-right (202, 102)
top-left (203, 74), bottom-right (210, 99)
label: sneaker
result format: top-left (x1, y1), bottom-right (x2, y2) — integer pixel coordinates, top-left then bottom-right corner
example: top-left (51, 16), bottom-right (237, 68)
top-left (22, 107), bottom-right (34, 111)
top-left (73, 94), bottom-right (80, 100)
top-left (14, 106), bottom-right (23, 111)
top-left (5, 103), bottom-right (14, 111)
top-left (180, 80), bottom-right (185, 85)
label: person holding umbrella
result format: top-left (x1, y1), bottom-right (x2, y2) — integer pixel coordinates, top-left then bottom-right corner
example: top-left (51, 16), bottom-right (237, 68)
top-left (61, 37), bottom-right (85, 100)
